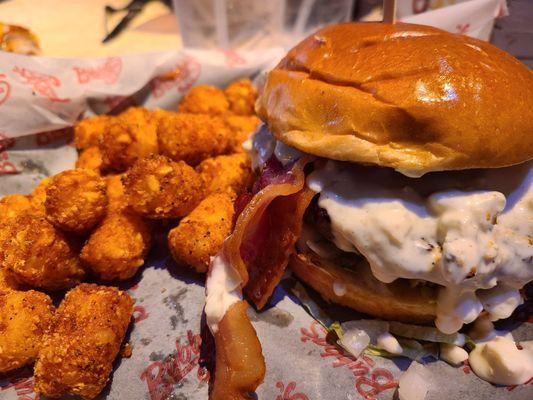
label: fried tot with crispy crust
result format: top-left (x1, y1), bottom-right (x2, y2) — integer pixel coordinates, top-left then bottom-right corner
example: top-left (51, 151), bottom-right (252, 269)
top-left (45, 169), bottom-right (107, 234)
top-left (0, 268), bottom-right (18, 290)
top-left (0, 289), bottom-right (54, 373)
top-left (30, 176), bottom-right (52, 210)
top-left (197, 153), bottom-right (253, 195)
top-left (1, 213), bottom-right (85, 290)
top-left (0, 194), bottom-right (31, 223)
top-left (168, 192), bottom-right (234, 273)
top-left (81, 211), bottom-right (152, 281)
top-left (100, 107), bottom-right (158, 172)
top-left (123, 155), bottom-right (204, 219)
top-left (158, 113), bottom-right (237, 166)
top-left (178, 85), bottom-right (229, 115)
top-left (224, 79), bottom-right (257, 116)
top-left (76, 146), bottom-right (103, 172)
top-left (225, 115), bottom-right (261, 152)
top-left (105, 174), bottom-right (127, 212)
top-left (149, 108), bottom-right (176, 127)
top-left (211, 301), bottom-right (266, 400)
top-left (74, 115), bottom-right (111, 150)
top-left (34, 284), bottom-right (134, 399)
top-left (0, 195), bottom-right (32, 272)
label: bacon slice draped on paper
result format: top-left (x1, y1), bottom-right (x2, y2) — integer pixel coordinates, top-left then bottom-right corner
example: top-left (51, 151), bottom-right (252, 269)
top-left (210, 301), bottom-right (266, 400)
top-left (227, 157), bottom-right (314, 308)
top-left (209, 157), bottom-right (313, 400)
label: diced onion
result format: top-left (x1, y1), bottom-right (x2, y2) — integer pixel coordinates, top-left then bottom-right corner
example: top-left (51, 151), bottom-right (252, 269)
top-left (338, 328), bottom-right (370, 358)
top-left (398, 362), bottom-right (431, 400)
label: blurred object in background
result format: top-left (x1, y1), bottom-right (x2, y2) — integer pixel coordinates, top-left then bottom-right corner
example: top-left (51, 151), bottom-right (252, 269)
top-left (0, 22), bottom-right (40, 55)
top-left (0, 0), bottom-right (180, 57)
top-left (103, 0), bottom-right (172, 43)
top-left (491, 0), bottom-right (533, 67)
top-left (0, 0), bottom-right (528, 66)
top-left (173, 0), bottom-right (355, 49)
top-left (358, 0), bottom-right (508, 41)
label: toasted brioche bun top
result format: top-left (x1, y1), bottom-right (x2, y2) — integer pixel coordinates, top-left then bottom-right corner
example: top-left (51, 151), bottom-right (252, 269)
top-left (257, 22), bottom-right (533, 175)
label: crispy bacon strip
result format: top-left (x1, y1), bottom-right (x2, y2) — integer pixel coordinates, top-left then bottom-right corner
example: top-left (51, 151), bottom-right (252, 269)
top-left (226, 157), bottom-right (313, 308)
top-left (209, 157), bottom-right (312, 399)
top-left (210, 301), bottom-right (266, 400)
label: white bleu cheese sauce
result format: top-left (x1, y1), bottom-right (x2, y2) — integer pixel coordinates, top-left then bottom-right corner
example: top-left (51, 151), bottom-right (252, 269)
top-left (205, 253), bottom-right (243, 334)
top-left (469, 336), bottom-right (533, 385)
top-left (439, 343), bottom-right (468, 366)
top-left (307, 160), bottom-right (533, 334)
top-left (250, 124), bottom-right (276, 170)
top-left (377, 332), bottom-right (403, 355)
top-left (333, 281), bottom-right (347, 297)
top-left (250, 124), bottom-right (304, 169)
top-left (466, 314), bottom-right (532, 384)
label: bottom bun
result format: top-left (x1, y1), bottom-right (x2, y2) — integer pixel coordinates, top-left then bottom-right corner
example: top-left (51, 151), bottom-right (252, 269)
top-left (290, 252), bottom-right (437, 324)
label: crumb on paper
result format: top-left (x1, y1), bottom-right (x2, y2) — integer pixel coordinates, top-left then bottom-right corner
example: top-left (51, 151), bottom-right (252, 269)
top-left (121, 343), bottom-right (133, 358)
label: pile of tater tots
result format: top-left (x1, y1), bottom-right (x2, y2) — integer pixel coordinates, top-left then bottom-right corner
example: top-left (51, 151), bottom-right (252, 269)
top-left (0, 79), bottom-right (259, 399)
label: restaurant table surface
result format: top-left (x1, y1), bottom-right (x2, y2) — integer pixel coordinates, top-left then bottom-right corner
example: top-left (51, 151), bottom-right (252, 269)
top-left (0, 0), bottom-right (531, 65)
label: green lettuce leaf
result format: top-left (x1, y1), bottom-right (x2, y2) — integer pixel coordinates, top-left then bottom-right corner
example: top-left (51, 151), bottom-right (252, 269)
top-left (389, 321), bottom-right (468, 346)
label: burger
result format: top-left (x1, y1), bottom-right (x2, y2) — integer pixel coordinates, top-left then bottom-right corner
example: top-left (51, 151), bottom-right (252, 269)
top-left (247, 21), bottom-right (532, 332)
top-left (205, 22), bottom-right (533, 396)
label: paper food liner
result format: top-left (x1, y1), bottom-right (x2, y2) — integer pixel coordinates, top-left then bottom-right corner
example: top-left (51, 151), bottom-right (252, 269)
top-left (1, 4), bottom-right (531, 399)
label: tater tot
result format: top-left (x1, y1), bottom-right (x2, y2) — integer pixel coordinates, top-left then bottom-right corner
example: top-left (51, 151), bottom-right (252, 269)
top-left (225, 115), bottom-right (261, 151)
top-left (149, 108), bottom-right (176, 127)
top-left (74, 115), bottom-right (111, 150)
top-left (30, 176), bottom-right (52, 210)
top-left (158, 113), bottom-right (236, 166)
top-left (168, 192), bottom-right (235, 273)
top-left (197, 153), bottom-right (253, 195)
top-left (0, 268), bottom-right (19, 291)
top-left (34, 284), bottom-right (133, 399)
top-left (76, 146), bottom-right (103, 172)
top-left (81, 211), bottom-right (152, 281)
top-left (224, 79), bottom-right (257, 116)
top-left (0, 194), bottom-right (31, 223)
top-left (100, 107), bottom-right (158, 172)
top-left (105, 174), bottom-right (127, 212)
top-left (123, 155), bottom-right (204, 219)
top-left (0, 289), bottom-right (54, 373)
top-left (45, 169), bottom-right (107, 234)
top-left (0, 195), bottom-right (31, 269)
top-left (1, 213), bottom-right (85, 290)
top-left (177, 85), bottom-right (229, 115)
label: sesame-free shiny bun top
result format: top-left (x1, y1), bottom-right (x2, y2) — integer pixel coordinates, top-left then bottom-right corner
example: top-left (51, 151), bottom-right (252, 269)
top-left (256, 22), bottom-right (533, 176)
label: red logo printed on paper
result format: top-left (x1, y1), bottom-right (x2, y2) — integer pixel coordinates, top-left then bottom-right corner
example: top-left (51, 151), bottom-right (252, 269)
top-left (1, 372), bottom-right (39, 400)
top-left (0, 132), bottom-right (18, 175)
top-left (0, 73), bottom-right (11, 106)
top-left (133, 305), bottom-right (149, 323)
top-left (461, 359), bottom-right (471, 375)
top-left (275, 381), bottom-right (309, 400)
top-left (148, 57), bottom-right (201, 99)
top-left (222, 49), bottom-right (247, 67)
top-left (140, 330), bottom-right (208, 400)
top-left (73, 57), bottom-right (122, 85)
top-left (456, 24), bottom-right (470, 34)
top-left (300, 321), bottom-right (397, 400)
top-left (12, 66), bottom-right (69, 103)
